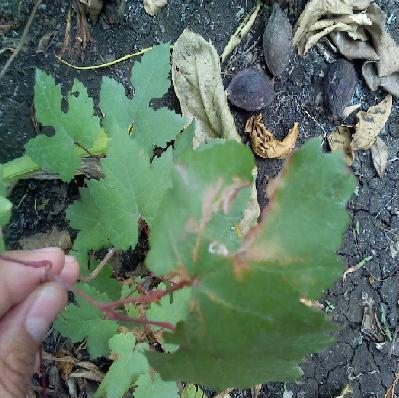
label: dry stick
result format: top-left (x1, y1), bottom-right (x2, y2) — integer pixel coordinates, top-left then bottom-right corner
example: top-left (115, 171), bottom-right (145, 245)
top-left (0, 0), bottom-right (42, 80)
top-left (79, 248), bottom-right (116, 282)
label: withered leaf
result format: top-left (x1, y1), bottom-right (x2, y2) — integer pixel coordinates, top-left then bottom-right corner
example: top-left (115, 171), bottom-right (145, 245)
top-left (323, 59), bottom-right (358, 117)
top-left (245, 115), bottom-right (299, 159)
top-left (19, 226), bottom-right (72, 251)
top-left (370, 136), bottom-right (388, 177)
top-left (327, 125), bottom-right (354, 165)
top-left (362, 62), bottom-right (399, 97)
top-left (263, 3), bottom-right (292, 76)
top-left (351, 95), bottom-right (392, 150)
top-left (172, 30), bottom-right (260, 235)
top-left (227, 68), bottom-right (275, 111)
top-left (143, 0), bottom-right (167, 16)
top-left (172, 29), bottom-right (241, 147)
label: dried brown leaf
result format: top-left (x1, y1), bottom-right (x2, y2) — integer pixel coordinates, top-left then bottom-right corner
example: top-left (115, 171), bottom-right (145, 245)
top-left (79, 0), bottom-right (103, 22)
top-left (370, 136), bottom-right (388, 177)
top-left (172, 29), bottom-right (260, 235)
top-left (327, 125), bottom-right (355, 165)
top-left (362, 62), bottom-right (399, 96)
top-left (330, 31), bottom-right (379, 60)
top-left (245, 115), bottom-right (299, 159)
top-left (172, 29), bottom-right (240, 147)
top-left (343, 104), bottom-right (361, 118)
top-left (351, 95), bottom-right (392, 150)
top-left (143, 0), bottom-right (167, 16)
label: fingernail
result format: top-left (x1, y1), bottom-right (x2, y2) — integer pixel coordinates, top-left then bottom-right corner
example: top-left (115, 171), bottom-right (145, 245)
top-left (64, 255), bottom-right (76, 264)
top-left (33, 247), bottom-right (61, 253)
top-left (25, 286), bottom-right (63, 341)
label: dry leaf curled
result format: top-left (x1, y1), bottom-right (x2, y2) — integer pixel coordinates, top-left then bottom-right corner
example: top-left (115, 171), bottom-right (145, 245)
top-left (143, 0), bottom-right (167, 16)
top-left (370, 136), bottom-right (388, 177)
top-left (351, 95), bottom-right (392, 150)
top-left (245, 115), bottom-right (299, 159)
top-left (327, 125), bottom-right (354, 165)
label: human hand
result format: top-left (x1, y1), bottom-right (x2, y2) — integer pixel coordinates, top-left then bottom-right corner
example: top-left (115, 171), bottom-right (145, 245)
top-left (0, 248), bottom-right (79, 397)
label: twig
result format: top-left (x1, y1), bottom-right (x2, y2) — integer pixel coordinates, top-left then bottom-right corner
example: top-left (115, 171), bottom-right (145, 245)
top-left (79, 248), bottom-right (116, 282)
top-left (56, 47), bottom-right (153, 70)
top-left (0, 0), bottom-right (42, 80)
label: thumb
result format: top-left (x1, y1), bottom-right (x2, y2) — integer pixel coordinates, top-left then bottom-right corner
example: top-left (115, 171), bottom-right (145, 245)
top-left (0, 282), bottom-right (67, 397)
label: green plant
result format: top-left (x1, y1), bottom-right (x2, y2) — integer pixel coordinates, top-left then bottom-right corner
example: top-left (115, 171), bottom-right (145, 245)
top-left (0, 43), bottom-right (356, 397)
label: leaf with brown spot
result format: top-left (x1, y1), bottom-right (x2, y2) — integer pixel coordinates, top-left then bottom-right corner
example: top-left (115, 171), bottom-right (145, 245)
top-left (351, 95), bottom-right (392, 150)
top-left (245, 114), bottom-right (299, 159)
top-left (370, 137), bottom-right (388, 177)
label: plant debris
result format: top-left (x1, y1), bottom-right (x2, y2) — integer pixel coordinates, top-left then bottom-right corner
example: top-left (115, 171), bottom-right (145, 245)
top-left (245, 114), bottom-right (299, 159)
top-left (293, 0), bottom-right (399, 96)
top-left (351, 94), bottom-right (392, 150)
top-left (327, 125), bottom-right (354, 165)
top-left (263, 3), bottom-right (292, 76)
top-left (226, 68), bottom-right (275, 111)
top-left (172, 29), bottom-right (260, 235)
top-left (370, 136), bottom-right (388, 177)
top-left (79, 0), bottom-right (103, 22)
top-left (221, 0), bottom-right (262, 62)
top-left (143, 0), bottom-right (167, 16)
top-left (323, 59), bottom-right (358, 117)
top-left (328, 95), bottom-right (392, 164)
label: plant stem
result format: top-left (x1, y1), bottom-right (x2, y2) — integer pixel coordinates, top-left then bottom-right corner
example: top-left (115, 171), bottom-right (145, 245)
top-left (0, 254), bottom-right (185, 332)
top-left (2, 130), bottom-right (108, 184)
top-left (79, 248), bottom-right (116, 282)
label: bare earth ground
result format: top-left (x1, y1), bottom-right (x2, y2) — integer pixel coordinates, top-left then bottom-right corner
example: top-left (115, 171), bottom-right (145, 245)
top-left (1, 0), bottom-right (398, 397)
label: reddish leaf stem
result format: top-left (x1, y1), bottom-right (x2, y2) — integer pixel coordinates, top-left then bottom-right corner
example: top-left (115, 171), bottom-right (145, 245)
top-left (0, 254), bottom-right (189, 332)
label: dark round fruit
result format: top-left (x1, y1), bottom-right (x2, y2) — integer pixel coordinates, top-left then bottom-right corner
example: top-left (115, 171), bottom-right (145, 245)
top-left (226, 68), bottom-right (275, 111)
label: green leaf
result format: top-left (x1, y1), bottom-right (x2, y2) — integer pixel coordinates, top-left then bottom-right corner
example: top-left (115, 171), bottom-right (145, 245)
top-left (95, 333), bottom-right (149, 398)
top-left (130, 43), bottom-right (171, 106)
top-left (99, 44), bottom-right (185, 154)
top-left (68, 132), bottom-right (173, 252)
top-left (147, 140), bottom-right (255, 276)
top-left (25, 131), bottom-right (81, 182)
top-left (134, 373), bottom-right (179, 398)
top-left (147, 287), bottom-right (192, 330)
top-left (54, 283), bottom-right (118, 359)
top-left (146, 138), bottom-right (356, 389)
top-left (181, 385), bottom-right (205, 398)
top-left (26, 70), bottom-right (102, 182)
top-left (100, 77), bottom-right (135, 136)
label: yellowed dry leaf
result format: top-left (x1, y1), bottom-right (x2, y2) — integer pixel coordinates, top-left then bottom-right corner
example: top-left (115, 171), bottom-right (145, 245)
top-left (351, 95), bottom-right (392, 150)
top-left (143, 0), bottom-right (167, 16)
top-left (343, 104), bottom-right (361, 118)
top-left (330, 31), bottom-right (379, 60)
top-left (245, 115), bottom-right (299, 159)
top-left (335, 384), bottom-right (353, 398)
top-left (293, 0), bottom-right (357, 48)
top-left (172, 29), bottom-right (260, 235)
top-left (362, 61), bottom-right (399, 96)
top-left (327, 125), bottom-right (354, 165)
top-left (370, 136), bottom-right (388, 177)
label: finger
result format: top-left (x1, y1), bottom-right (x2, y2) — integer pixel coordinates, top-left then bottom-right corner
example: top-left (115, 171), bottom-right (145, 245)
top-left (0, 282), bottom-right (67, 397)
top-left (0, 248), bottom-right (65, 317)
top-left (58, 255), bottom-right (80, 286)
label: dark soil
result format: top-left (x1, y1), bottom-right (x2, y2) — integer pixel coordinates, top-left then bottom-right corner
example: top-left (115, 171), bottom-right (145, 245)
top-left (1, 0), bottom-right (398, 397)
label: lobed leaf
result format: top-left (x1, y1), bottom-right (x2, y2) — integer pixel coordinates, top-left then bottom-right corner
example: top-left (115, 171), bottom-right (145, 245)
top-left (54, 283), bottom-right (118, 359)
top-left (26, 70), bottom-right (102, 181)
top-left (146, 139), bottom-right (356, 389)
